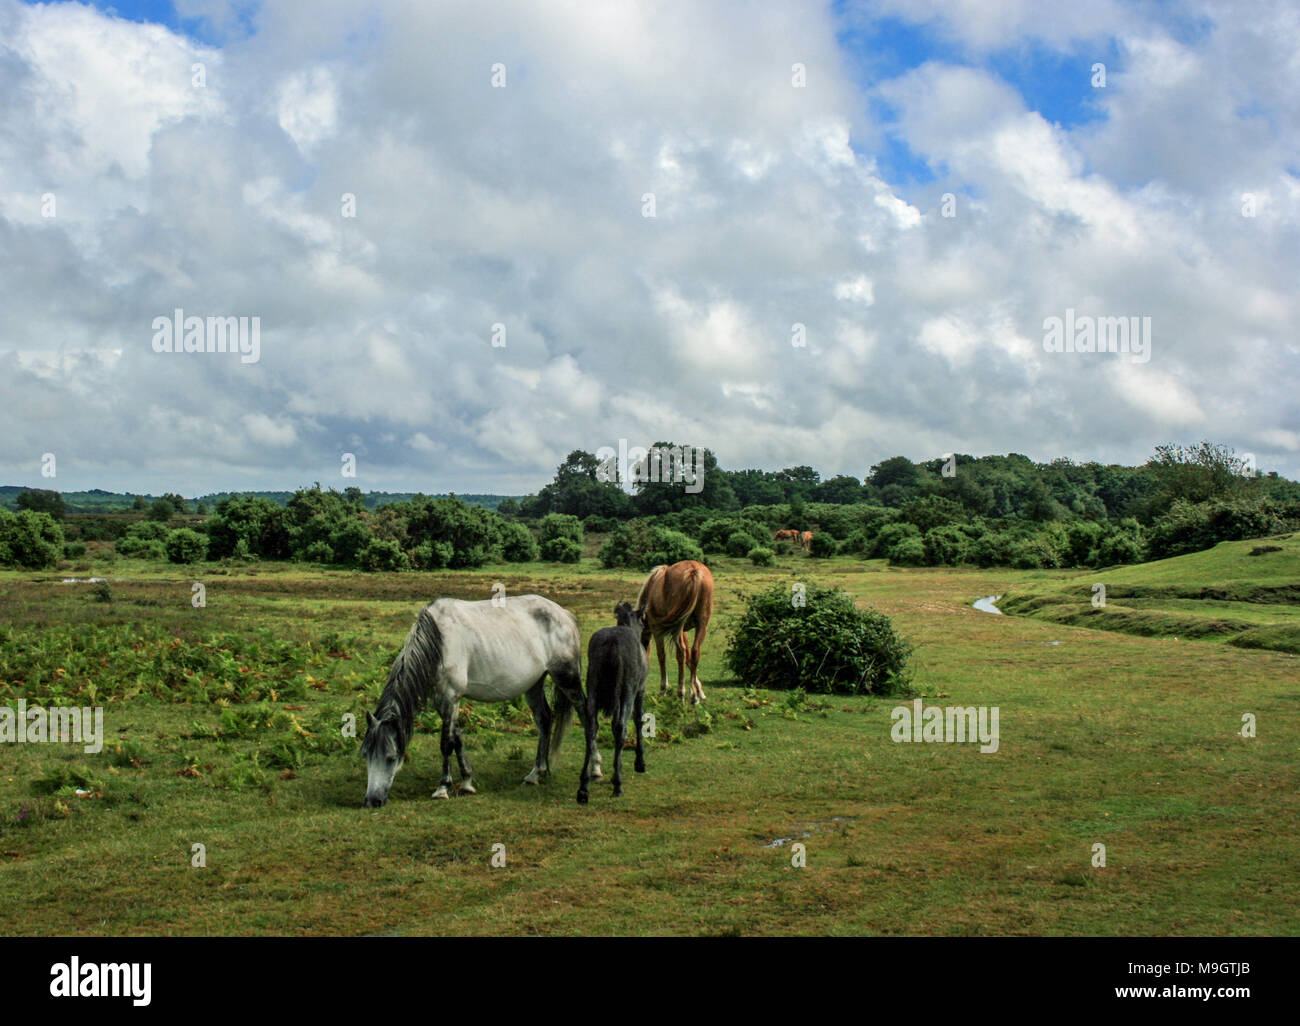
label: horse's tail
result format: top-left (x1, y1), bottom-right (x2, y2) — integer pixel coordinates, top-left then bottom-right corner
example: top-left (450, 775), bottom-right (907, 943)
top-left (636, 564), bottom-right (667, 612)
top-left (647, 563), bottom-right (709, 645)
top-left (550, 681), bottom-right (574, 763)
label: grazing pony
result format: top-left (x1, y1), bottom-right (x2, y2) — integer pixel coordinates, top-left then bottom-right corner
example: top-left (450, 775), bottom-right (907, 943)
top-left (774, 529), bottom-right (801, 545)
top-left (637, 560), bottom-right (714, 704)
top-left (361, 595), bottom-right (595, 807)
top-left (801, 531), bottom-right (814, 551)
top-left (578, 602), bottom-right (649, 803)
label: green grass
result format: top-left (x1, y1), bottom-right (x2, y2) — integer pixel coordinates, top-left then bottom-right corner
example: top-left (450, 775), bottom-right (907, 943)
top-left (999, 536), bottom-right (1300, 654)
top-left (0, 547), bottom-right (1297, 935)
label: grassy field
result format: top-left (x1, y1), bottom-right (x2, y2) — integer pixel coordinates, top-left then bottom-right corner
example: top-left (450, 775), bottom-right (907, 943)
top-left (1, 543), bottom-right (1297, 936)
top-left (1000, 535), bottom-right (1300, 654)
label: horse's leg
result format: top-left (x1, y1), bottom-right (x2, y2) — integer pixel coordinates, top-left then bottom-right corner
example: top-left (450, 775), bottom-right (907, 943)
top-left (633, 687), bottom-right (646, 774)
top-left (577, 694), bottom-right (597, 804)
top-left (675, 629), bottom-right (688, 701)
top-left (522, 674), bottom-right (551, 785)
top-left (610, 699), bottom-right (627, 797)
top-left (454, 716), bottom-right (475, 794)
top-left (654, 634), bottom-right (668, 694)
top-left (552, 661), bottom-right (600, 780)
top-left (432, 698), bottom-right (459, 800)
top-left (690, 620), bottom-right (709, 704)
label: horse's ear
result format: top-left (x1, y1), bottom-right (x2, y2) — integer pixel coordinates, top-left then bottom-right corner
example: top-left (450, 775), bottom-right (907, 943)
top-left (366, 711), bottom-right (378, 730)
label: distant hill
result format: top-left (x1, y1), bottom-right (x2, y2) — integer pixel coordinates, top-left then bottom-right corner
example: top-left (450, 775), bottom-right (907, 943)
top-left (0, 486), bottom-right (519, 514)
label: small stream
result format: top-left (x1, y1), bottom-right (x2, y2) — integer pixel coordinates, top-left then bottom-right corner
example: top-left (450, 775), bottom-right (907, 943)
top-left (972, 595), bottom-right (1003, 615)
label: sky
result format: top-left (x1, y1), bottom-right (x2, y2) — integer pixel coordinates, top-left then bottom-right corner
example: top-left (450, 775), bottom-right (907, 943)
top-left (0, 0), bottom-right (1296, 497)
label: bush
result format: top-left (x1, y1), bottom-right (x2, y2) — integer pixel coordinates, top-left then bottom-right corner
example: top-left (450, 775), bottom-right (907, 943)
top-left (0, 510), bottom-right (65, 568)
top-left (599, 522), bottom-right (704, 570)
top-left (125, 520), bottom-right (171, 542)
top-left (538, 513), bottom-right (584, 547)
top-left (581, 514), bottom-right (621, 535)
top-left (725, 583), bottom-right (912, 695)
top-left (165, 528), bottom-right (208, 564)
top-left (923, 525), bottom-right (969, 566)
top-left (301, 540), bottom-right (334, 564)
top-left (411, 539), bottom-right (454, 570)
top-left (540, 536), bottom-right (582, 563)
top-left (748, 546), bottom-right (775, 566)
top-left (116, 536), bottom-right (167, 561)
top-left (499, 522), bottom-right (539, 562)
top-left (726, 531), bottom-right (762, 557)
top-left (360, 537), bottom-right (407, 571)
top-left (808, 532), bottom-right (838, 558)
top-left (967, 531), bottom-right (1018, 568)
top-left (869, 522), bottom-right (920, 559)
top-left (887, 535), bottom-right (927, 566)
top-left (63, 541), bottom-right (88, 560)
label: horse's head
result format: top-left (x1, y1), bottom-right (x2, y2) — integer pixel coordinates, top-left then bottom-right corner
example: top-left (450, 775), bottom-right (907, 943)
top-left (361, 710), bottom-right (405, 808)
top-left (614, 601), bottom-right (647, 634)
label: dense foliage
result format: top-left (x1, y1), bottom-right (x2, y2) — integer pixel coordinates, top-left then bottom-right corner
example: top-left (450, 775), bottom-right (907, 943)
top-left (725, 583), bottom-right (912, 695)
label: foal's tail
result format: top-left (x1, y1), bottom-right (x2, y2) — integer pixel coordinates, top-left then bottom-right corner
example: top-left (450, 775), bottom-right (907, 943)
top-left (549, 684), bottom-right (574, 764)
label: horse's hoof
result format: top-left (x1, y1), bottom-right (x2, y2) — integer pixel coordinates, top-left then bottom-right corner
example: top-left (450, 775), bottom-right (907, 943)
top-left (432, 786), bottom-right (450, 800)
top-left (576, 791), bottom-right (588, 804)
top-left (458, 782), bottom-right (476, 795)
top-left (612, 786), bottom-right (623, 797)
top-left (635, 762), bottom-right (646, 773)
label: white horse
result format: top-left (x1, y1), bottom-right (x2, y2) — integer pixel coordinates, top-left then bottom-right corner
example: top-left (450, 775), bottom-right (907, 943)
top-left (361, 595), bottom-right (597, 806)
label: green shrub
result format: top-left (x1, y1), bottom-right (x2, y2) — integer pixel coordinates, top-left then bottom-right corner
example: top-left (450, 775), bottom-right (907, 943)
top-left (869, 522), bottom-right (920, 559)
top-left (63, 540), bottom-right (88, 560)
top-left (538, 513), bottom-right (584, 547)
top-left (301, 540), bottom-right (334, 563)
top-left (923, 525), bottom-right (968, 566)
top-left (725, 583), bottom-right (912, 695)
top-left (599, 522), bottom-right (704, 570)
top-left (411, 539), bottom-right (454, 570)
top-left (887, 535), bottom-right (927, 566)
top-left (360, 537), bottom-right (407, 571)
top-left (540, 536), bottom-right (582, 563)
top-left (808, 532), bottom-right (838, 558)
top-left (748, 546), bottom-right (775, 566)
top-left (116, 536), bottom-right (167, 561)
top-left (165, 528), bottom-right (209, 564)
top-left (726, 531), bottom-right (762, 557)
top-left (0, 510), bottom-right (66, 569)
top-left (126, 520), bottom-right (171, 542)
top-left (499, 521), bottom-right (539, 562)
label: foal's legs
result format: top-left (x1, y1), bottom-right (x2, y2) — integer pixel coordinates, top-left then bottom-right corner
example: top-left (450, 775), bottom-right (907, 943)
top-left (522, 674), bottom-right (551, 785)
top-left (610, 699), bottom-right (628, 797)
top-left (577, 694), bottom-right (599, 804)
top-left (633, 688), bottom-right (646, 774)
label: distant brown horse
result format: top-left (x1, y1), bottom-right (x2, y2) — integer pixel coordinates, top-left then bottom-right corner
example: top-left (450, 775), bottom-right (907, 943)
top-left (636, 560), bottom-right (713, 704)
top-left (801, 531), bottom-right (813, 551)
top-left (774, 529), bottom-right (801, 545)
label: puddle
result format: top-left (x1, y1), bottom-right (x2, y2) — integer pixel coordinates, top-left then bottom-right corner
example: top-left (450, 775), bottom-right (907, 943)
top-left (59, 577), bottom-right (107, 584)
top-left (760, 816), bottom-right (856, 848)
top-left (972, 595), bottom-right (1002, 614)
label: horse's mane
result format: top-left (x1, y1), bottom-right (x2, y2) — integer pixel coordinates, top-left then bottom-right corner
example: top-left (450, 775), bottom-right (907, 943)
top-left (369, 609), bottom-right (443, 754)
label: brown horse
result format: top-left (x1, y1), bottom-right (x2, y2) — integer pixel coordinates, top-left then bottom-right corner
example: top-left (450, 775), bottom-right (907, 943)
top-left (636, 560), bottom-right (713, 704)
top-left (774, 529), bottom-right (801, 545)
top-left (801, 531), bottom-right (813, 551)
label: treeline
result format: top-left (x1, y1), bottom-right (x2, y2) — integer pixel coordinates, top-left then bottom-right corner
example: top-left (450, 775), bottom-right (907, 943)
top-left (0, 485), bottom-right (514, 515)
top-left (2, 442), bottom-right (1296, 572)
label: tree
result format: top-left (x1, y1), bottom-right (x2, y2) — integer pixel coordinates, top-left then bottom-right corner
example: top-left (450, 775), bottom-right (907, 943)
top-left (1145, 442), bottom-right (1254, 511)
top-left (147, 498), bottom-right (175, 522)
top-left (16, 489), bottom-right (65, 520)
